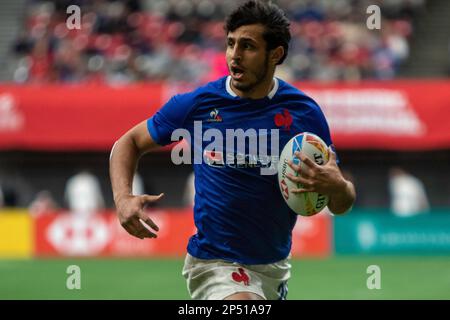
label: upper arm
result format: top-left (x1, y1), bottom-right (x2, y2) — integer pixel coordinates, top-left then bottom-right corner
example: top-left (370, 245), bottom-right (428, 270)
top-left (305, 99), bottom-right (339, 163)
top-left (125, 120), bottom-right (161, 155)
top-left (124, 89), bottom-right (198, 155)
top-left (147, 91), bottom-right (198, 146)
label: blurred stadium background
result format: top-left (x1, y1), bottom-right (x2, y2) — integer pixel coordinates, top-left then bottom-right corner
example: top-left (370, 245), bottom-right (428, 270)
top-left (0, 0), bottom-right (450, 300)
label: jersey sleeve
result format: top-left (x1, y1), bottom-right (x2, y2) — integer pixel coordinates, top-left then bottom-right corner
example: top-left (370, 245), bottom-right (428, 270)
top-left (305, 98), bottom-right (340, 164)
top-left (147, 91), bottom-right (197, 146)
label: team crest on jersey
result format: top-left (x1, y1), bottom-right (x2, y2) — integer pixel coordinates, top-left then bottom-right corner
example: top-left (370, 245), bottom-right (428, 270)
top-left (274, 109), bottom-right (292, 131)
top-left (207, 108), bottom-right (222, 122)
top-left (231, 268), bottom-right (250, 286)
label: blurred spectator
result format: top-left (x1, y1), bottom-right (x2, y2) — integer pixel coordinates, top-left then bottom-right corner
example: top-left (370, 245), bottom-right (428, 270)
top-left (29, 190), bottom-right (59, 216)
top-left (448, 39), bottom-right (450, 75)
top-left (388, 167), bottom-right (429, 217)
top-left (64, 170), bottom-right (105, 215)
top-left (0, 184), bottom-right (19, 208)
top-left (0, 184), bottom-right (4, 208)
top-left (9, 0), bottom-right (423, 83)
top-left (183, 171), bottom-right (195, 207)
top-left (132, 172), bottom-right (144, 195)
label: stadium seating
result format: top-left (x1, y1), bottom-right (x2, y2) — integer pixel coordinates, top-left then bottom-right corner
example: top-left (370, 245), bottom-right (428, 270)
top-left (9, 0), bottom-right (425, 84)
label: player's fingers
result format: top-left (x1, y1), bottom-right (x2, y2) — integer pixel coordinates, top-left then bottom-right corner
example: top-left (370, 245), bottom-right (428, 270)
top-left (286, 172), bottom-right (309, 185)
top-left (287, 159), bottom-right (300, 173)
top-left (141, 193), bottom-right (164, 206)
top-left (138, 219), bottom-right (158, 238)
top-left (291, 187), bottom-right (311, 194)
top-left (130, 218), bottom-right (157, 238)
top-left (291, 178), bottom-right (315, 192)
top-left (327, 146), bottom-right (337, 163)
top-left (137, 212), bottom-right (159, 232)
top-left (287, 160), bottom-right (313, 179)
top-left (122, 221), bottom-right (144, 239)
top-left (296, 151), bottom-right (319, 169)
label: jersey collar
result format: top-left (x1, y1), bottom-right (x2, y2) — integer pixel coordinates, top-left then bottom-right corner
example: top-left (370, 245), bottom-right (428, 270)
top-left (226, 76), bottom-right (279, 100)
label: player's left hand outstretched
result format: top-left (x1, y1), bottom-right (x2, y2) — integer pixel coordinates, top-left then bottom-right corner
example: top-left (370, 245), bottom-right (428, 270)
top-left (286, 147), bottom-right (347, 196)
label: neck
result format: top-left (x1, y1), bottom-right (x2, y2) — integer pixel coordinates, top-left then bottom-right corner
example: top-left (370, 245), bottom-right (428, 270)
top-left (231, 74), bottom-right (275, 99)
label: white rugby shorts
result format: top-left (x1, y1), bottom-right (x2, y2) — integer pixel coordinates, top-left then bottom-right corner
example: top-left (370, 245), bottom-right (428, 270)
top-left (182, 253), bottom-right (291, 300)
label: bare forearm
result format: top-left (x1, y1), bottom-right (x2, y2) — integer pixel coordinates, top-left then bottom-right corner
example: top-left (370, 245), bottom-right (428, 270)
top-left (108, 121), bottom-right (163, 240)
top-left (327, 180), bottom-right (356, 215)
top-left (109, 120), bottom-right (160, 206)
top-left (109, 136), bottom-right (141, 204)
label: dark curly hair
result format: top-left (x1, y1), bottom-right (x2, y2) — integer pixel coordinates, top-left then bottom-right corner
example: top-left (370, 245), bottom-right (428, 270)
top-left (224, 0), bottom-right (291, 65)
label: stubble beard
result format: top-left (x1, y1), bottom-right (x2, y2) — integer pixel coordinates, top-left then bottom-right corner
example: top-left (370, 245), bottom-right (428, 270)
top-left (231, 54), bottom-right (270, 93)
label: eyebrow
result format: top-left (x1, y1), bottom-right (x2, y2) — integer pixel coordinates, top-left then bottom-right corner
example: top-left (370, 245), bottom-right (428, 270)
top-left (227, 36), bottom-right (258, 44)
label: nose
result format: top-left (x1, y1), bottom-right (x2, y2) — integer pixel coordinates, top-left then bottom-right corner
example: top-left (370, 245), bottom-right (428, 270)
top-left (230, 44), bottom-right (241, 62)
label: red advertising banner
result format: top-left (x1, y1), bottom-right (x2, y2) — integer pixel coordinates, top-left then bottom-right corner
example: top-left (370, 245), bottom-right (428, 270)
top-left (3, 80), bottom-right (448, 151)
top-left (0, 83), bottom-right (164, 151)
top-left (298, 80), bottom-right (450, 150)
top-left (33, 210), bottom-right (330, 258)
top-left (34, 209), bottom-right (196, 257)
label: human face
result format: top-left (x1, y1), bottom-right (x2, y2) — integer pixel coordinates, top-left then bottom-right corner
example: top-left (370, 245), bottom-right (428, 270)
top-left (226, 24), bottom-right (275, 99)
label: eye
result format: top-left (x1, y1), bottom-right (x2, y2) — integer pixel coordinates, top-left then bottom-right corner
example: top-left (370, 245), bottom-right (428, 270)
top-left (244, 43), bottom-right (254, 49)
top-left (227, 40), bottom-right (234, 48)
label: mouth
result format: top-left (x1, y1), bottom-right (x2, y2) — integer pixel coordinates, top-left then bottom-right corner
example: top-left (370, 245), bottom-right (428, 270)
top-left (230, 65), bottom-right (245, 80)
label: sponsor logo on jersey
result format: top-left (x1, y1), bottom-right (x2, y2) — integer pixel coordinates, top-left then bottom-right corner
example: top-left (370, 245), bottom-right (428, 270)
top-left (203, 150), bottom-right (224, 166)
top-left (171, 121), bottom-right (280, 175)
top-left (207, 108), bottom-right (222, 122)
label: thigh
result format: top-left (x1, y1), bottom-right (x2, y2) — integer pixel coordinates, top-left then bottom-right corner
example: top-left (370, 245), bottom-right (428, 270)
top-left (252, 257), bottom-right (291, 300)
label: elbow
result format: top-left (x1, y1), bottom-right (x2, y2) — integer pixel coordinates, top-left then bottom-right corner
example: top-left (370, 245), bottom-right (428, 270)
top-left (328, 204), bottom-right (353, 215)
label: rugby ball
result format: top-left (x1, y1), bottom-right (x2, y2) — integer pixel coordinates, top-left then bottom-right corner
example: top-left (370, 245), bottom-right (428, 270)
top-left (278, 132), bottom-right (330, 216)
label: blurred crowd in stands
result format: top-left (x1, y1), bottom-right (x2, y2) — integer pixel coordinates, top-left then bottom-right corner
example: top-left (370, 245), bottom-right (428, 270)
top-left (11, 0), bottom-right (425, 84)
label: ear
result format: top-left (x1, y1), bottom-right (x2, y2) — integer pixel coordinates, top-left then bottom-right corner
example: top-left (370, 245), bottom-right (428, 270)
top-left (270, 46), bottom-right (285, 65)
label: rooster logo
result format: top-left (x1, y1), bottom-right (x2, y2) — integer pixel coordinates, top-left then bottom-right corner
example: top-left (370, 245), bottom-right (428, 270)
top-left (274, 109), bottom-right (293, 131)
top-left (231, 268), bottom-right (250, 286)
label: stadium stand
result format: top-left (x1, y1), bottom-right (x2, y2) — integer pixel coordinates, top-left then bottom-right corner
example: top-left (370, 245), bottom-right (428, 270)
top-left (5, 0), bottom-right (427, 83)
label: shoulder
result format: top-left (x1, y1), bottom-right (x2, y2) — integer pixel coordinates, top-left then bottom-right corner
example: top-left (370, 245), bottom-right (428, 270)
top-left (172, 77), bottom-right (228, 105)
top-left (155, 77), bottom-right (228, 125)
top-left (277, 78), bottom-right (323, 112)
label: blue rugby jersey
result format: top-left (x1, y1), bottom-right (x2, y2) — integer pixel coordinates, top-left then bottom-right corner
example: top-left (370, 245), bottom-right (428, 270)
top-left (147, 76), bottom-right (333, 264)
